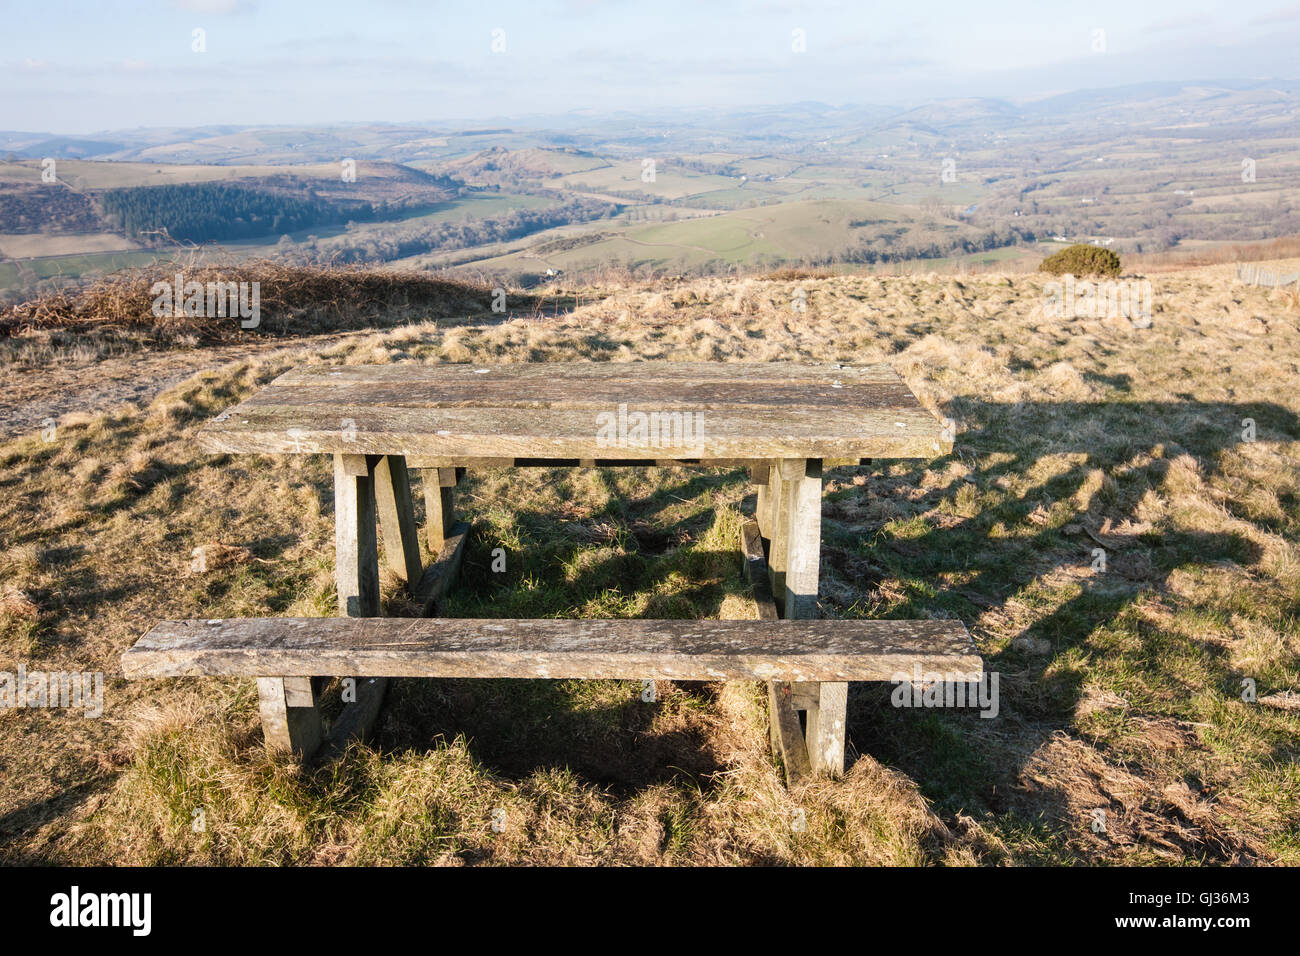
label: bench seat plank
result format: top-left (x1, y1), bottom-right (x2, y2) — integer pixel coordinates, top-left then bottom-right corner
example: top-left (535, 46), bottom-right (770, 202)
top-left (122, 617), bottom-right (981, 683)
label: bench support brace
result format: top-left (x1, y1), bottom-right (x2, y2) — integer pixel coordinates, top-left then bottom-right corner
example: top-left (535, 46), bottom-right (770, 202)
top-left (374, 455), bottom-right (424, 589)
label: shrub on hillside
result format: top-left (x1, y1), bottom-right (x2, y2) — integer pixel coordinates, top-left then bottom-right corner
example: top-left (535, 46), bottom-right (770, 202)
top-left (1038, 244), bottom-right (1122, 277)
top-left (0, 260), bottom-right (495, 341)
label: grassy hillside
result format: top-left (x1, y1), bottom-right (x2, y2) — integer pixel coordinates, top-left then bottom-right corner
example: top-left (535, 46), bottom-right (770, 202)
top-left (1, 261), bottom-right (1298, 865)
top-left (443, 199), bottom-right (1022, 278)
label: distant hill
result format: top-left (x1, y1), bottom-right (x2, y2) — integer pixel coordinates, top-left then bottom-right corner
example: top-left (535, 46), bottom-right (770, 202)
top-left (12, 137), bottom-right (124, 159)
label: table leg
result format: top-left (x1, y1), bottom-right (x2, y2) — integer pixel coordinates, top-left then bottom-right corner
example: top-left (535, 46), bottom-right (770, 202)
top-left (421, 467), bottom-right (458, 553)
top-left (766, 461), bottom-right (793, 612)
top-left (781, 458), bottom-right (822, 620)
top-left (738, 515), bottom-right (811, 779)
top-left (335, 454), bottom-right (381, 617)
top-left (767, 457), bottom-right (846, 777)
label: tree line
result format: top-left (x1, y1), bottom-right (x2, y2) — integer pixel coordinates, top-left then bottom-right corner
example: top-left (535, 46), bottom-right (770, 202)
top-left (839, 224), bottom-right (1039, 264)
top-left (99, 182), bottom-right (377, 243)
top-left (294, 196), bottom-right (620, 264)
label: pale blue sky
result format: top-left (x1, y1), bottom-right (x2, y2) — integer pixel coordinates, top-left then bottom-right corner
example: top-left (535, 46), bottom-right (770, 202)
top-left (3, 0), bottom-right (1300, 133)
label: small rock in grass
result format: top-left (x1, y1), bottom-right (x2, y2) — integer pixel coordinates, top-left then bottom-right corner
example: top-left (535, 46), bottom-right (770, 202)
top-left (1012, 635), bottom-right (1052, 655)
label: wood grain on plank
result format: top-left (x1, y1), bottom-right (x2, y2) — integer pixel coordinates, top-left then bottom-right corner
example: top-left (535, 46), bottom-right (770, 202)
top-left (404, 457), bottom-right (867, 469)
top-left (241, 380), bottom-right (922, 411)
top-left (122, 617), bottom-right (981, 682)
top-left (270, 362), bottom-right (903, 388)
top-left (200, 404), bottom-right (945, 460)
top-left (200, 362), bottom-right (951, 461)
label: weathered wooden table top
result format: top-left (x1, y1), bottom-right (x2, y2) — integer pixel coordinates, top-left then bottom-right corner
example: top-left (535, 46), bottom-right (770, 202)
top-left (199, 361), bottom-right (951, 461)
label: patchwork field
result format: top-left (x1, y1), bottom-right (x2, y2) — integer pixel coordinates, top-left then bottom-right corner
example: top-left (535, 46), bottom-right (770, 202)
top-left (0, 233), bottom-right (141, 258)
top-left (1, 260), bottom-right (1298, 865)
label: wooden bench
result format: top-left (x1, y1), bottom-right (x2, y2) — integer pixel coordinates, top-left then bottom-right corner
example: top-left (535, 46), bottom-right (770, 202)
top-left (124, 360), bottom-right (966, 783)
top-left (123, 616), bottom-right (980, 777)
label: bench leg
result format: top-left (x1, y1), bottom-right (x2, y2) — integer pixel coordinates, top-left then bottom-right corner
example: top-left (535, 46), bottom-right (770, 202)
top-left (421, 467), bottom-right (457, 553)
top-left (802, 682), bottom-right (847, 774)
top-left (374, 455), bottom-right (424, 589)
top-left (257, 677), bottom-right (324, 756)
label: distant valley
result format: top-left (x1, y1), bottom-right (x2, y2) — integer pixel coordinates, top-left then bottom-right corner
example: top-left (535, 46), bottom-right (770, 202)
top-left (3, 80), bottom-right (1299, 300)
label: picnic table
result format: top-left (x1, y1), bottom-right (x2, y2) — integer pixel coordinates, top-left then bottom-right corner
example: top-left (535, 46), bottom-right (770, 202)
top-left (124, 361), bottom-right (978, 782)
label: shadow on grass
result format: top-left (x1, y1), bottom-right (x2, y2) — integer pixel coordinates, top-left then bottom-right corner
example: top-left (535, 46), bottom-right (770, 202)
top-left (0, 779), bottom-right (108, 864)
top-left (379, 676), bottom-right (725, 792)
top-left (350, 398), bottom-right (1298, 842)
top-left (830, 398), bottom-right (1297, 859)
top-left (363, 466), bottom-right (754, 791)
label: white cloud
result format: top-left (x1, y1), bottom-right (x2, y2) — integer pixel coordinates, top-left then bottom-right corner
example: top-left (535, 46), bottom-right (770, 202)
top-left (1250, 3), bottom-right (1300, 24)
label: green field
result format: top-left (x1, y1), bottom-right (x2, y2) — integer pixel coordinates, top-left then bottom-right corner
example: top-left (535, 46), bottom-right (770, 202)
top-left (0, 250), bottom-right (165, 287)
top-left (453, 199), bottom-right (921, 273)
top-left (555, 161), bottom-right (739, 200)
top-left (400, 191), bottom-right (559, 223)
top-left (0, 231), bottom-right (141, 257)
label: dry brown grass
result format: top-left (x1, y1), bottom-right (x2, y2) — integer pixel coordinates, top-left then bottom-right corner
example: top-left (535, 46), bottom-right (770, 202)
top-left (2, 258), bottom-right (1298, 865)
top-left (1127, 235), bottom-right (1300, 272)
top-left (1, 258), bottom-right (497, 342)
